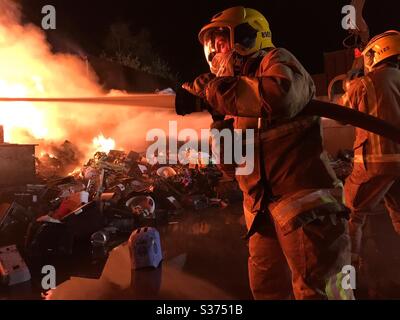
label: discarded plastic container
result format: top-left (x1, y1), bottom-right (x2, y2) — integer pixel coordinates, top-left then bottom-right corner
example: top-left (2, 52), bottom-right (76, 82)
top-left (0, 245), bottom-right (31, 286)
top-left (126, 196), bottom-right (156, 219)
top-left (128, 227), bottom-right (162, 270)
top-left (156, 166), bottom-right (177, 178)
top-left (53, 191), bottom-right (89, 220)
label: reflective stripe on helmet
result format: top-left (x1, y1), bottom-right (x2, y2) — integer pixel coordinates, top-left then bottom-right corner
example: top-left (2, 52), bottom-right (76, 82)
top-left (362, 30), bottom-right (400, 71)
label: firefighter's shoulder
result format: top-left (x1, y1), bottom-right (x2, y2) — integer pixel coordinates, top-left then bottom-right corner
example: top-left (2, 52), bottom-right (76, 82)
top-left (259, 47), bottom-right (305, 73)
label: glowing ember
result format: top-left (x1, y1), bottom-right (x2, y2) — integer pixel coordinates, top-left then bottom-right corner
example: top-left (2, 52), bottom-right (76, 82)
top-left (92, 134), bottom-right (116, 153)
top-left (68, 167), bottom-right (82, 177)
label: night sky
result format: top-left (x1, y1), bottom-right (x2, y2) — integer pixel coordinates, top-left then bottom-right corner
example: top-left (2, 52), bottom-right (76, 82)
top-left (19, 0), bottom-right (400, 81)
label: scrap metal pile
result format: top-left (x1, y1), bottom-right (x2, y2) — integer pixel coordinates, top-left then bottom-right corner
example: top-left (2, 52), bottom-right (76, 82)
top-left (0, 147), bottom-right (242, 263)
top-left (0, 141), bottom-right (353, 289)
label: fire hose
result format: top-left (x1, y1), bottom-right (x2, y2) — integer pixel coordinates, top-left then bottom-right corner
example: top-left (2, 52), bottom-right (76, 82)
top-left (0, 95), bottom-right (399, 144)
top-left (302, 99), bottom-right (400, 144)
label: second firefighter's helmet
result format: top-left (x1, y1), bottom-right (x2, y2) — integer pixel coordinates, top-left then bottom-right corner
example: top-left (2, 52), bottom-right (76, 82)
top-left (362, 30), bottom-right (400, 72)
top-left (199, 6), bottom-right (274, 59)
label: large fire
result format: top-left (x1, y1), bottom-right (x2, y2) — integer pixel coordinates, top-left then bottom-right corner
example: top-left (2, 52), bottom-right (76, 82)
top-left (0, 0), bottom-right (211, 166)
top-left (0, 0), bottom-right (101, 149)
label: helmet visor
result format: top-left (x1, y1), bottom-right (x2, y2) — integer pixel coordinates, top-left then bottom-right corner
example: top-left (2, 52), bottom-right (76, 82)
top-left (203, 27), bottom-right (232, 65)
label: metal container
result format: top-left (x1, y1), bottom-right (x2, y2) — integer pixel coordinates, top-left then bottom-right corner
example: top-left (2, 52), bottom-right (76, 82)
top-left (0, 144), bottom-right (36, 187)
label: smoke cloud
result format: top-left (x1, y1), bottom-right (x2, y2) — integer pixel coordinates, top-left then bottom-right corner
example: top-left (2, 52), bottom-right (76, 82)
top-left (0, 0), bottom-right (211, 160)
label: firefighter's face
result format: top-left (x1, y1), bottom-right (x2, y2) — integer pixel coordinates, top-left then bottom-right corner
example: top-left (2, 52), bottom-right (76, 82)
top-left (203, 28), bottom-right (232, 66)
top-left (214, 35), bottom-right (231, 54)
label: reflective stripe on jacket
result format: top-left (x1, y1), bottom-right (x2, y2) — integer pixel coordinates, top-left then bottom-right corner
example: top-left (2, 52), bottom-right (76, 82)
top-left (268, 189), bottom-right (345, 232)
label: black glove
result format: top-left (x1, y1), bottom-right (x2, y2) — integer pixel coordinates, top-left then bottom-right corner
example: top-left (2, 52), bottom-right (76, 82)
top-left (175, 87), bottom-right (209, 116)
top-left (182, 73), bottom-right (215, 98)
top-left (175, 73), bottom-right (225, 119)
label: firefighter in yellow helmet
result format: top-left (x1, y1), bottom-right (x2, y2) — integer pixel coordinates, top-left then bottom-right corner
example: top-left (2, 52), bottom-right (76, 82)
top-left (175, 7), bottom-right (353, 299)
top-left (342, 30), bottom-right (400, 267)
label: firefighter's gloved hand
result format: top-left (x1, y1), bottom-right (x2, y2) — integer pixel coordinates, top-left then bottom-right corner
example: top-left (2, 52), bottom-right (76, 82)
top-left (182, 73), bottom-right (215, 98)
top-left (175, 87), bottom-right (209, 116)
top-left (175, 87), bottom-right (225, 120)
top-left (176, 73), bottom-right (224, 119)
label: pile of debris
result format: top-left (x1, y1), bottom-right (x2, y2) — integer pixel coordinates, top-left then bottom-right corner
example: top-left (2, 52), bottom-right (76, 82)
top-left (0, 144), bottom-right (356, 289)
top-left (0, 148), bottom-right (241, 264)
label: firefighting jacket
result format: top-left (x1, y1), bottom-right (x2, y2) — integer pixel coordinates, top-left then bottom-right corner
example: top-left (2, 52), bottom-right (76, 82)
top-left (205, 48), bottom-right (346, 235)
top-left (343, 64), bottom-right (400, 175)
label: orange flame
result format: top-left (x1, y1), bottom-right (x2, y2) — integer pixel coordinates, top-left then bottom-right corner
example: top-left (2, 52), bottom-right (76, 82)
top-left (0, 0), bottom-right (212, 164)
top-left (92, 133), bottom-right (116, 153)
top-left (0, 0), bottom-right (101, 148)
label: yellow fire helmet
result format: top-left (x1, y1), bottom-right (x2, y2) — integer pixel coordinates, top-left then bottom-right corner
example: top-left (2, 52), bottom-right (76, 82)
top-left (362, 30), bottom-right (400, 72)
top-left (198, 6), bottom-right (274, 57)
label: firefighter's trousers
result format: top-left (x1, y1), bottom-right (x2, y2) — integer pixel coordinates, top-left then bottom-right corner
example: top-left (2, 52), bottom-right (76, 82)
top-left (247, 210), bottom-right (351, 299)
top-left (344, 164), bottom-right (400, 257)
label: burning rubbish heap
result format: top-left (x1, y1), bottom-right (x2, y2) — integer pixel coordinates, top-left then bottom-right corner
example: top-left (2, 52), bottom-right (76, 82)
top-left (0, 144), bottom-right (242, 272)
top-left (35, 140), bottom-right (84, 179)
